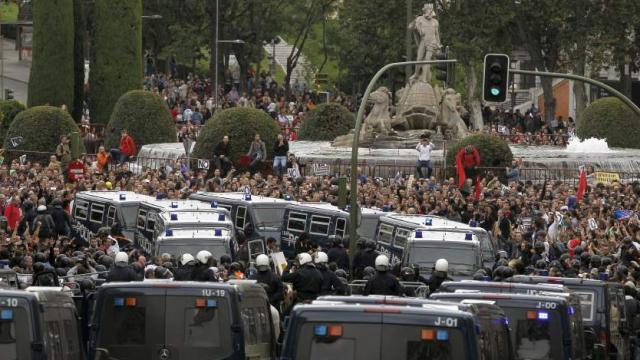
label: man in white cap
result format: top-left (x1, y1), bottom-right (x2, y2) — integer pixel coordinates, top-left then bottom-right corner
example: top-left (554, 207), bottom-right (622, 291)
top-left (106, 252), bottom-right (138, 282)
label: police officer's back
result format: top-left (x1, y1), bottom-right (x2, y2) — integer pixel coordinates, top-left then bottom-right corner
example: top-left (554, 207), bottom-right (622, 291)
top-left (426, 258), bottom-right (452, 293)
top-left (192, 250), bottom-right (218, 281)
top-left (105, 252), bottom-right (137, 282)
top-left (250, 254), bottom-right (285, 307)
top-left (364, 255), bottom-right (402, 296)
top-left (174, 253), bottom-right (197, 281)
top-left (352, 240), bottom-right (378, 279)
top-left (315, 251), bottom-right (346, 296)
top-left (282, 253), bottom-right (323, 302)
top-left (327, 235), bottom-right (350, 271)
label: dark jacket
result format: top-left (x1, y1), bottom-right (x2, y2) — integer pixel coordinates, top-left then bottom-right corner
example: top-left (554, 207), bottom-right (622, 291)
top-left (363, 271), bottom-right (402, 296)
top-left (50, 206), bottom-right (72, 237)
top-left (318, 267), bottom-right (347, 296)
top-left (250, 269), bottom-right (285, 305)
top-left (352, 249), bottom-right (378, 279)
top-left (327, 246), bottom-right (350, 271)
top-left (273, 140), bottom-right (289, 157)
top-left (106, 263), bottom-right (138, 282)
top-left (282, 264), bottom-right (323, 301)
top-left (214, 141), bottom-right (230, 157)
top-left (174, 265), bottom-right (195, 281)
top-left (191, 264), bottom-right (217, 281)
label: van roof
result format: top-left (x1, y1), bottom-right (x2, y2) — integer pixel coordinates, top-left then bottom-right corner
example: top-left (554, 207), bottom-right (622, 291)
top-left (157, 228), bottom-right (232, 240)
top-left (191, 191), bottom-right (294, 205)
top-left (294, 302), bottom-right (474, 319)
top-left (441, 280), bottom-right (568, 292)
top-left (25, 286), bottom-right (75, 304)
top-left (141, 198), bottom-right (228, 211)
top-left (507, 275), bottom-right (607, 287)
top-left (99, 280), bottom-right (264, 294)
top-left (383, 214), bottom-right (486, 233)
top-left (157, 211), bottom-right (233, 226)
top-left (76, 191), bottom-right (153, 205)
top-left (431, 291), bottom-right (570, 304)
top-left (287, 202), bottom-right (349, 214)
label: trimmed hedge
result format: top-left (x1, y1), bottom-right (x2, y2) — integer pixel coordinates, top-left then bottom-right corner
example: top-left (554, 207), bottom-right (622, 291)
top-left (298, 103), bottom-right (355, 141)
top-left (89, 0), bottom-right (142, 124)
top-left (27, 0), bottom-right (75, 108)
top-left (0, 100), bottom-right (25, 143)
top-left (105, 90), bottom-right (176, 150)
top-left (192, 108), bottom-right (281, 162)
top-left (3, 106), bottom-right (85, 163)
top-left (576, 97), bottom-right (640, 149)
top-left (445, 133), bottom-right (513, 172)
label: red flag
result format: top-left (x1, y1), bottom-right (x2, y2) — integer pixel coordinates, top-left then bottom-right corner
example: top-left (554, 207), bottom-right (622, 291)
top-left (474, 176), bottom-right (482, 200)
top-left (455, 152), bottom-right (466, 188)
top-left (576, 167), bottom-right (587, 201)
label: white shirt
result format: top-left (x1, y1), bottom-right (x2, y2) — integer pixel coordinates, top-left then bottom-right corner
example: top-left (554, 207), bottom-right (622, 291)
top-left (416, 142), bottom-right (434, 161)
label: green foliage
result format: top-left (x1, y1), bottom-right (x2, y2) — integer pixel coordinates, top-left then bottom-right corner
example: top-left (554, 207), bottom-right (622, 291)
top-left (89, 0), bottom-right (142, 124)
top-left (0, 100), bottom-right (26, 143)
top-left (105, 90), bottom-right (176, 150)
top-left (3, 106), bottom-right (85, 163)
top-left (28, 0), bottom-right (75, 108)
top-left (576, 97), bottom-right (640, 149)
top-left (192, 108), bottom-right (280, 162)
top-left (298, 103), bottom-right (354, 141)
top-left (445, 133), bottom-right (513, 170)
top-left (0, 2), bottom-right (18, 23)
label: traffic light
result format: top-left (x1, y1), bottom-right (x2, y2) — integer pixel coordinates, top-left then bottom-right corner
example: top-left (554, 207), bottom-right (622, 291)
top-left (4, 89), bottom-right (14, 100)
top-left (483, 54), bottom-right (510, 103)
top-left (434, 52), bottom-right (448, 85)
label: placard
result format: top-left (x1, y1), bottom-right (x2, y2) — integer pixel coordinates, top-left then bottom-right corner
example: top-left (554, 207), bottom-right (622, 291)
top-left (271, 251), bottom-right (288, 276)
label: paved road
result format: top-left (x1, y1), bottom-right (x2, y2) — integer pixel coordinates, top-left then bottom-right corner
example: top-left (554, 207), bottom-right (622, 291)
top-left (0, 38), bottom-right (30, 103)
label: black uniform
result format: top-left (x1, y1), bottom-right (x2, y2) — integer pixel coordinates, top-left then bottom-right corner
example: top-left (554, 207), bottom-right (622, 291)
top-left (318, 267), bottom-right (347, 296)
top-left (363, 271), bottom-right (402, 296)
top-left (426, 271), bottom-right (452, 293)
top-left (105, 263), bottom-right (138, 282)
top-left (327, 245), bottom-right (350, 271)
top-left (282, 264), bottom-right (323, 302)
top-left (352, 248), bottom-right (378, 279)
top-left (191, 264), bottom-right (217, 281)
top-left (174, 265), bottom-right (196, 281)
top-left (250, 270), bottom-right (285, 306)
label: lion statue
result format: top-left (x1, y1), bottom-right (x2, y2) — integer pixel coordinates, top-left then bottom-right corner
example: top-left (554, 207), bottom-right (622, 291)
top-left (362, 86), bottom-right (395, 140)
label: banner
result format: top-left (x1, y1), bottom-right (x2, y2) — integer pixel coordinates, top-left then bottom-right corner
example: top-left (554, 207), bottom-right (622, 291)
top-left (197, 159), bottom-right (210, 170)
top-left (312, 163), bottom-right (331, 176)
top-left (287, 167), bottom-right (300, 178)
top-left (595, 171), bottom-right (620, 185)
top-left (271, 251), bottom-right (288, 276)
top-left (247, 239), bottom-right (265, 261)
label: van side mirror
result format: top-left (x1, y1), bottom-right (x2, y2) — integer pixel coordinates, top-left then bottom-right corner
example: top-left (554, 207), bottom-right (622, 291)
top-left (31, 342), bottom-right (44, 352)
top-left (95, 348), bottom-right (110, 360)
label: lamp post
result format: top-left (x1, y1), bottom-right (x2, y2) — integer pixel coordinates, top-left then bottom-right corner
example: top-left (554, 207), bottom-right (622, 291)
top-left (213, 0), bottom-right (245, 113)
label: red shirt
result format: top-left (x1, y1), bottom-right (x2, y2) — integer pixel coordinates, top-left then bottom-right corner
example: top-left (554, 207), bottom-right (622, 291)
top-left (120, 135), bottom-right (137, 156)
top-left (5, 203), bottom-right (20, 231)
top-left (456, 147), bottom-right (481, 168)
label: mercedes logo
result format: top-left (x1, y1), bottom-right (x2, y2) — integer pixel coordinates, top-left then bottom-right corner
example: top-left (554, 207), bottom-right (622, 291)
top-left (159, 348), bottom-right (170, 360)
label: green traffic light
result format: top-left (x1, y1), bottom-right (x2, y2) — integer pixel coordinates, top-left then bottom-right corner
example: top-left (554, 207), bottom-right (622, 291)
top-left (490, 87), bottom-right (501, 96)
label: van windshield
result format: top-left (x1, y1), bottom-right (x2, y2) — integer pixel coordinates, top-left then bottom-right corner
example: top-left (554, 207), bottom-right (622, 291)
top-left (254, 206), bottom-right (286, 229)
top-left (0, 307), bottom-right (30, 360)
top-left (157, 243), bottom-right (229, 260)
top-left (407, 245), bottom-right (476, 275)
top-left (121, 206), bottom-right (138, 228)
top-left (501, 307), bottom-right (565, 360)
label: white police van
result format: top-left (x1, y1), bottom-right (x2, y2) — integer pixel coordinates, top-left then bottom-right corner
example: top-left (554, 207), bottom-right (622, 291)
top-left (72, 191), bottom-right (153, 242)
top-left (155, 227), bottom-right (235, 260)
top-left (372, 214), bottom-right (489, 277)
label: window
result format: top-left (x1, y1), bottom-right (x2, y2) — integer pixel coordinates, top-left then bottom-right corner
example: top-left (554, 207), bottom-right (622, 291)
top-left (90, 203), bottom-right (105, 224)
top-left (335, 218), bottom-right (347, 238)
top-left (256, 306), bottom-right (271, 344)
top-left (241, 308), bottom-right (257, 345)
top-left (309, 215), bottom-right (330, 235)
top-left (44, 310), bottom-right (64, 360)
top-left (219, 205), bottom-right (232, 213)
top-left (137, 209), bottom-right (147, 230)
top-left (377, 224), bottom-right (394, 245)
top-left (106, 206), bottom-right (117, 227)
top-left (287, 212), bottom-right (307, 234)
top-left (146, 212), bottom-right (157, 232)
top-left (74, 200), bottom-right (89, 220)
top-left (394, 228), bottom-right (410, 249)
top-left (236, 206), bottom-right (247, 229)
top-left (62, 309), bottom-right (81, 360)
top-left (574, 291), bottom-right (594, 322)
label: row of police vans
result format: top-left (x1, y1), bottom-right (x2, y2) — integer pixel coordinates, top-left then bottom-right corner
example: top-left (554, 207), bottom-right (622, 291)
top-left (72, 191), bottom-right (495, 272)
top-left (1, 275), bottom-right (631, 359)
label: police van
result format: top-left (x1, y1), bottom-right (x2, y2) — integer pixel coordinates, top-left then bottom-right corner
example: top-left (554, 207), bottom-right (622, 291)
top-left (91, 280), bottom-right (277, 360)
top-left (280, 202), bottom-right (386, 257)
top-left (0, 287), bottom-right (84, 360)
top-left (72, 191), bottom-right (153, 241)
top-left (189, 191), bottom-right (292, 242)
top-left (316, 295), bottom-right (515, 360)
top-left (373, 214), bottom-right (496, 269)
top-left (507, 275), bottom-right (630, 359)
top-left (430, 291), bottom-right (587, 360)
top-left (154, 228), bottom-right (235, 260)
top-left (134, 199), bottom-right (234, 253)
top-left (281, 300), bottom-right (481, 360)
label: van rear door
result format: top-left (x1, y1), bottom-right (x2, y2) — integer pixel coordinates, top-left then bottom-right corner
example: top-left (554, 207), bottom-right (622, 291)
top-left (0, 298), bottom-right (32, 360)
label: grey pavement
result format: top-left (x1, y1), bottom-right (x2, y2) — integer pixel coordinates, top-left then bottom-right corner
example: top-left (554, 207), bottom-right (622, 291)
top-left (0, 38), bottom-right (30, 103)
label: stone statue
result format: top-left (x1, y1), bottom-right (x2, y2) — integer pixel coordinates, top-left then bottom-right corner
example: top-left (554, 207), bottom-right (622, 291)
top-left (408, 3), bottom-right (441, 82)
top-left (439, 88), bottom-right (468, 139)
top-left (362, 87), bottom-right (394, 139)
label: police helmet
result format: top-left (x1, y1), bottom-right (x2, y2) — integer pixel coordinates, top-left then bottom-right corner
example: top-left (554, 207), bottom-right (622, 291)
top-left (219, 255), bottom-right (232, 265)
top-left (196, 250), bottom-right (212, 265)
top-left (590, 255), bottom-right (602, 268)
top-left (298, 252), bottom-right (313, 266)
top-left (401, 267), bottom-right (415, 280)
top-left (573, 245), bottom-right (584, 256)
top-left (79, 278), bottom-right (95, 292)
top-left (99, 255), bottom-right (113, 268)
top-left (375, 255), bottom-right (390, 271)
top-left (571, 259), bottom-right (581, 270)
top-left (93, 250), bottom-right (105, 260)
top-left (335, 269), bottom-right (348, 279)
top-left (255, 254), bottom-right (270, 271)
top-left (435, 258), bottom-right (448, 272)
top-left (535, 259), bottom-right (548, 270)
top-left (114, 252), bottom-right (129, 264)
top-left (363, 266), bottom-right (376, 278)
top-left (33, 262), bottom-right (45, 273)
top-left (55, 268), bottom-right (67, 277)
top-left (314, 251), bottom-right (328, 264)
top-left (180, 253), bottom-right (196, 266)
top-left (155, 267), bottom-right (171, 279)
top-left (580, 252), bottom-right (591, 265)
top-left (601, 256), bottom-right (612, 267)
top-left (502, 266), bottom-right (514, 279)
top-left (94, 264), bottom-right (107, 273)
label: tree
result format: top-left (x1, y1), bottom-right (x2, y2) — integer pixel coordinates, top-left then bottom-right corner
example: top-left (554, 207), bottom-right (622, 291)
top-left (0, 100), bottom-right (26, 143)
top-left (27, 0), bottom-right (75, 109)
top-left (576, 97), bottom-right (640, 149)
top-left (298, 103), bottom-right (355, 141)
top-left (89, 0), bottom-right (142, 125)
top-left (105, 90), bottom-right (176, 150)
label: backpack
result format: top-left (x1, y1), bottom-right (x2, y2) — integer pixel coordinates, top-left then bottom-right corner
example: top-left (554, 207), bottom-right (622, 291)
top-left (33, 214), bottom-right (55, 238)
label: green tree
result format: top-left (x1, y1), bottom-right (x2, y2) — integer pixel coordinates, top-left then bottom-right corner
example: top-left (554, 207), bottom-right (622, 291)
top-left (0, 100), bottom-right (26, 142)
top-left (445, 133), bottom-right (513, 174)
top-left (576, 97), bottom-right (640, 149)
top-left (298, 103), bottom-right (354, 141)
top-left (27, 0), bottom-right (75, 109)
top-left (89, 0), bottom-right (142, 124)
top-left (105, 90), bottom-right (176, 150)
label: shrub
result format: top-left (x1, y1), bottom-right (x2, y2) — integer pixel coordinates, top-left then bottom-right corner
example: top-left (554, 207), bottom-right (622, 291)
top-left (576, 97), bottom-right (640, 148)
top-left (3, 106), bottom-right (85, 163)
top-left (105, 90), bottom-right (176, 150)
top-left (27, 0), bottom-right (75, 108)
top-left (88, 0), bottom-right (142, 124)
top-left (192, 108), bottom-right (281, 162)
top-left (445, 133), bottom-right (513, 174)
top-left (0, 100), bottom-right (24, 142)
top-left (298, 103), bottom-right (355, 141)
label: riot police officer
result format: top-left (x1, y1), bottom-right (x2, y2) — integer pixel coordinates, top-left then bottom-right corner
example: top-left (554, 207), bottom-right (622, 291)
top-left (426, 258), bottom-right (452, 293)
top-left (282, 253), bottom-right (323, 303)
top-left (327, 235), bottom-right (350, 272)
top-left (352, 240), bottom-right (378, 279)
top-left (105, 252), bottom-right (137, 282)
top-left (173, 253), bottom-right (197, 281)
top-left (192, 250), bottom-right (218, 281)
top-left (363, 255), bottom-right (402, 296)
top-left (315, 251), bottom-right (346, 295)
top-left (250, 254), bottom-right (285, 308)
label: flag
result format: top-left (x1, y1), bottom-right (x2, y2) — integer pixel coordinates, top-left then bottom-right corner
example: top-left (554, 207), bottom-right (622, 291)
top-left (614, 209), bottom-right (633, 220)
top-left (455, 153), bottom-right (465, 188)
top-left (576, 167), bottom-right (587, 201)
top-left (474, 176), bottom-right (482, 200)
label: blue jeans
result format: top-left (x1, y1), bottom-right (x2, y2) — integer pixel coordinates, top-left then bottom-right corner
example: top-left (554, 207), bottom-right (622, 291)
top-left (110, 149), bottom-right (129, 164)
top-left (416, 160), bottom-right (432, 179)
top-left (273, 156), bottom-right (287, 175)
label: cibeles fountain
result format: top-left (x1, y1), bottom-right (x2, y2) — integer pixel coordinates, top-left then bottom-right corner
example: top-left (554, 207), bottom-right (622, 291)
top-left (333, 3), bottom-right (468, 148)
